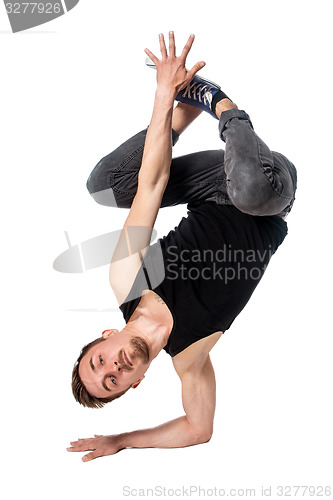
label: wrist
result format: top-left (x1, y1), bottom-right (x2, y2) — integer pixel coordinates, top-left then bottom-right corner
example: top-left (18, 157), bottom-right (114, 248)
top-left (155, 86), bottom-right (176, 107)
top-left (115, 432), bottom-right (130, 450)
top-left (115, 429), bottom-right (148, 450)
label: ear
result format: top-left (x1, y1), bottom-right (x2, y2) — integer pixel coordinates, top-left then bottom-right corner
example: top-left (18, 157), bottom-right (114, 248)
top-left (102, 328), bottom-right (119, 339)
top-left (131, 375), bottom-right (145, 389)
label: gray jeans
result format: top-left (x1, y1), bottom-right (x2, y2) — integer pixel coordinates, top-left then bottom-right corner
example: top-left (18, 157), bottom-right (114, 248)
top-left (87, 108), bottom-right (297, 217)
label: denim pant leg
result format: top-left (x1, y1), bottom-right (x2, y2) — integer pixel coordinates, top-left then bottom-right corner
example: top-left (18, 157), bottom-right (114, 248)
top-left (86, 129), bottom-right (155, 208)
top-left (218, 109), bottom-right (297, 216)
top-left (86, 129), bottom-right (228, 208)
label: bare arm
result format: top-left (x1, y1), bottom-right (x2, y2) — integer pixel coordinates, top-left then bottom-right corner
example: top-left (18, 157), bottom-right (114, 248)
top-left (109, 32), bottom-right (205, 304)
top-left (108, 88), bottom-right (174, 304)
top-left (117, 355), bottom-right (215, 449)
top-left (67, 355), bottom-right (215, 461)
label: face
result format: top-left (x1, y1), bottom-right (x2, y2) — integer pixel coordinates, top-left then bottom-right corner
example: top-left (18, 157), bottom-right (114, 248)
top-left (79, 329), bottom-right (150, 399)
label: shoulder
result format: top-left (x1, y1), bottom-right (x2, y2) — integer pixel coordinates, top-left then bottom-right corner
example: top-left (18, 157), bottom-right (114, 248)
top-left (172, 331), bottom-right (223, 378)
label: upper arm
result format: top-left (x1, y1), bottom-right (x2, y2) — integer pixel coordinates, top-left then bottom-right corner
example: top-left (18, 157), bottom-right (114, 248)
top-left (173, 356), bottom-right (216, 442)
top-left (109, 183), bottom-right (167, 305)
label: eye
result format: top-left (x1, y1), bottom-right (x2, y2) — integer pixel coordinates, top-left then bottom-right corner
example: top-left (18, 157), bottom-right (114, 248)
top-left (110, 376), bottom-right (116, 385)
top-left (99, 355), bottom-right (104, 365)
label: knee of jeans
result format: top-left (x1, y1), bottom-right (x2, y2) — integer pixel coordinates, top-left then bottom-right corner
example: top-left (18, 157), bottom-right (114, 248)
top-left (86, 160), bottom-right (118, 207)
top-left (86, 171), bottom-right (96, 196)
top-left (87, 161), bottom-right (138, 209)
top-left (86, 158), bottom-right (106, 194)
top-left (228, 179), bottom-right (291, 216)
top-left (87, 181), bottom-right (118, 207)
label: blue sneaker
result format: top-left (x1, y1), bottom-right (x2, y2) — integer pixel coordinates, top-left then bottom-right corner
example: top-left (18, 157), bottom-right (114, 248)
top-left (145, 57), bottom-right (223, 119)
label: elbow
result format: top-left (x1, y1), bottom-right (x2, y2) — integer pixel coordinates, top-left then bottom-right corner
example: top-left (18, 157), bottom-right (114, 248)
top-left (200, 430), bottom-right (213, 444)
top-left (191, 427), bottom-right (213, 445)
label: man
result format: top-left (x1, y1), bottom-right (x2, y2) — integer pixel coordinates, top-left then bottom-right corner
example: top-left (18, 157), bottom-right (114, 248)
top-left (67, 32), bottom-right (297, 462)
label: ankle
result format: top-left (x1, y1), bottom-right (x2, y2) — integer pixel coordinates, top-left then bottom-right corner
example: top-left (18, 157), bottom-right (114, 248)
top-left (215, 99), bottom-right (238, 119)
top-left (172, 102), bottom-right (203, 135)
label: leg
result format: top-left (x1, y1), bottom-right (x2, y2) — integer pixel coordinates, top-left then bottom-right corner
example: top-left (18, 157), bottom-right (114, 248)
top-left (86, 103), bottom-right (228, 208)
top-left (215, 101), bottom-right (297, 216)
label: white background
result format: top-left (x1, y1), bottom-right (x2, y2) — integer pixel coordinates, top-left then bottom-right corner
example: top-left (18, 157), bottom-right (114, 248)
top-left (1, 0), bottom-right (332, 498)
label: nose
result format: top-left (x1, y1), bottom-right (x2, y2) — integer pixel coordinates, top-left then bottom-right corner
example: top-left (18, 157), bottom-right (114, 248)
top-left (114, 361), bottom-right (121, 372)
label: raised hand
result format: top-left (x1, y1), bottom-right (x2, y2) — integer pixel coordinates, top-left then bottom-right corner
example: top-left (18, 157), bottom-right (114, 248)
top-left (144, 32), bottom-right (205, 98)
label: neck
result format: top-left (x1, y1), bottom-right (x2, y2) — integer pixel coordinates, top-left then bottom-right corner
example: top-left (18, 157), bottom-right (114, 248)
top-left (123, 299), bottom-right (172, 360)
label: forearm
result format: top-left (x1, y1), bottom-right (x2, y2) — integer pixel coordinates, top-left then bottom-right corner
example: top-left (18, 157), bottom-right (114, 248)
top-left (138, 87), bottom-right (175, 189)
top-left (117, 415), bottom-right (210, 451)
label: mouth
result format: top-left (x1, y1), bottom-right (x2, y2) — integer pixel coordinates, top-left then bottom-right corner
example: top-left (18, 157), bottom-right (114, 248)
top-left (130, 336), bottom-right (150, 364)
top-left (123, 350), bottom-right (133, 367)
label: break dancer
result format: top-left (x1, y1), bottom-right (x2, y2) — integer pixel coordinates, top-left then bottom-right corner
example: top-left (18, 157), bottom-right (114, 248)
top-left (67, 32), bottom-right (297, 462)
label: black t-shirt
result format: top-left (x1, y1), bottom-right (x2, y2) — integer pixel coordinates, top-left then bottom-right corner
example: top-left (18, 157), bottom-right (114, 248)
top-left (119, 202), bottom-right (288, 357)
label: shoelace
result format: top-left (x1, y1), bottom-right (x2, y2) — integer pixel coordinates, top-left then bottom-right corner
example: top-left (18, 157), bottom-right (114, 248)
top-left (180, 81), bottom-right (214, 108)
